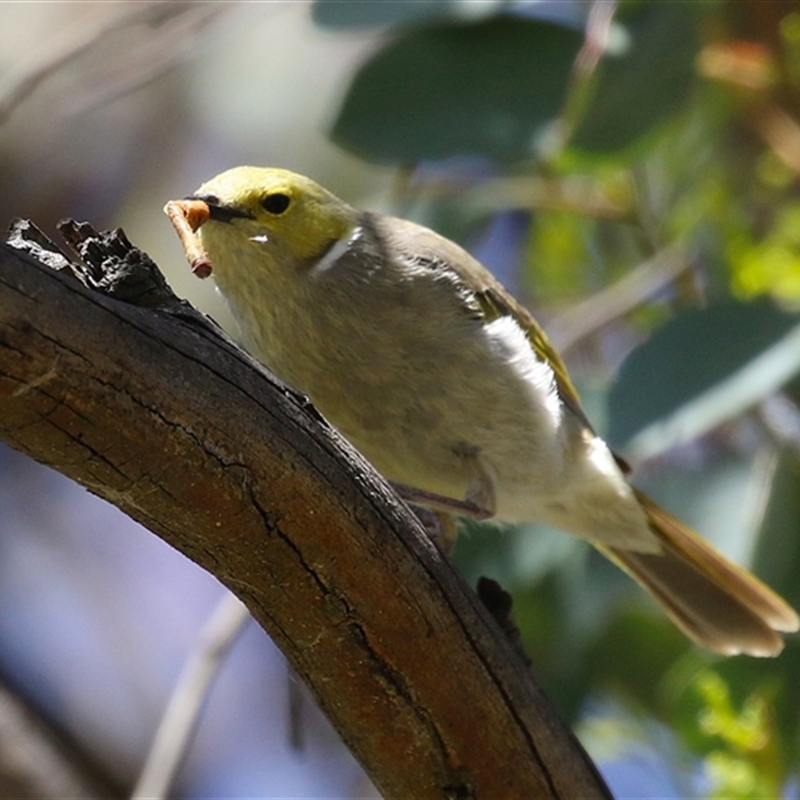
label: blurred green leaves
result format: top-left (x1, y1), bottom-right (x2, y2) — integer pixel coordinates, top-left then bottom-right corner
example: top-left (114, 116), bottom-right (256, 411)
top-left (571, 2), bottom-right (702, 154)
top-left (312, 0), bottom-right (485, 30)
top-left (694, 670), bottom-right (786, 800)
top-left (315, 0), bottom-right (800, 791)
top-left (330, 3), bottom-right (709, 164)
top-left (731, 202), bottom-right (800, 300)
top-left (330, 16), bottom-right (583, 163)
top-left (607, 300), bottom-right (800, 455)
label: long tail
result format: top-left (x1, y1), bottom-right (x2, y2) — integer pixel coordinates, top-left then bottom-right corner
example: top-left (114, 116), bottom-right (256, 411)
top-left (602, 490), bottom-right (799, 656)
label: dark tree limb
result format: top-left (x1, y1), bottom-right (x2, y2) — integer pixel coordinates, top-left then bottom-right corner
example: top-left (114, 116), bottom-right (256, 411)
top-left (0, 222), bottom-right (612, 800)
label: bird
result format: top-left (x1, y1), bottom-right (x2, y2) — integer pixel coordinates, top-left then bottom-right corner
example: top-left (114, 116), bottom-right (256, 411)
top-left (164, 165), bottom-right (799, 656)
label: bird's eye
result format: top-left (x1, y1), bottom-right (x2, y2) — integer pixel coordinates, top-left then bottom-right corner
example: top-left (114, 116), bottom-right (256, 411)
top-left (261, 193), bottom-right (291, 215)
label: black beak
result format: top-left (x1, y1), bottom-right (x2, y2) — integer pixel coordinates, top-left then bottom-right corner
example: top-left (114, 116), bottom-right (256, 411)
top-left (188, 194), bottom-right (253, 224)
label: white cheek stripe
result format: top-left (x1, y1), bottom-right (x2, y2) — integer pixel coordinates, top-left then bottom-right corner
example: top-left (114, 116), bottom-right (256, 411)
top-left (312, 225), bottom-right (362, 275)
top-left (249, 234), bottom-right (269, 244)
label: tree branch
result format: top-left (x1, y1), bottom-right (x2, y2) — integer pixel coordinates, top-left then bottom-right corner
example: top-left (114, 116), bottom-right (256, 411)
top-left (0, 224), bottom-right (612, 800)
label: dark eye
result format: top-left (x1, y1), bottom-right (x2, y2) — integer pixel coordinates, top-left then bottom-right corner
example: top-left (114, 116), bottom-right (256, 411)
top-left (261, 193), bottom-right (291, 215)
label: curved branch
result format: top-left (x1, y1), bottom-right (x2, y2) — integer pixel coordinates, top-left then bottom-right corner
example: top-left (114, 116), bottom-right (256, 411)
top-left (0, 228), bottom-right (611, 800)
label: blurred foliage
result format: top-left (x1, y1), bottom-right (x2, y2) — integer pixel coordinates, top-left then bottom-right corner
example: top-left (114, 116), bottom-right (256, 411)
top-left (694, 670), bottom-right (786, 799)
top-left (731, 201), bottom-right (800, 299)
top-left (570, 1), bottom-right (703, 154)
top-left (4, 0), bottom-right (800, 796)
top-left (323, 0), bottom-right (800, 795)
top-left (331, 16), bottom-right (583, 162)
top-left (312, 0), bottom-right (479, 30)
top-left (607, 299), bottom-right (800, 455)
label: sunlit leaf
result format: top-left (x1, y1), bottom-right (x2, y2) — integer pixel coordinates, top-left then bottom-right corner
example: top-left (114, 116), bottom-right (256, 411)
top-left (693, 671), bottom-right (784, 800)
top-left (729, 203), bottom-right (800, 300)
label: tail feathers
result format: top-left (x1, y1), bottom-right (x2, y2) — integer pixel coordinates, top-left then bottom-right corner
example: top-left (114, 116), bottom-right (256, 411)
top-left (603, 490), bottom-right (799, 657)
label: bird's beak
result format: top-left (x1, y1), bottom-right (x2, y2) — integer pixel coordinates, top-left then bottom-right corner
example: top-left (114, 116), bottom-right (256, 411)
top-left (163, 195), bottom-right (255, 280)
top-left (188, 195), bottom-right (253, 225)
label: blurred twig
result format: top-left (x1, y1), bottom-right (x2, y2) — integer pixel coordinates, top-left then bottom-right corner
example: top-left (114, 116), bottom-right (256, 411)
top-left (0, 679), bottom-right (123, 799)
top-left (554, 0), bottom-right (620, 154)
top-left (0, 1), bottom-right (222, 124)
top-left (287, 667), bottom-right (306, 752)
top-left (546, 247), bottom-right (691, 353)
top-left (396, 172), bottom-right (630, 227)
top-left (752, 103), bottom-right (800, 177)
top-left (757, 393), bottom-right (800, 458)
top-left (131, 592), bottom-right (250, 800)
top-left (462, 173), bottom-right (630, 220)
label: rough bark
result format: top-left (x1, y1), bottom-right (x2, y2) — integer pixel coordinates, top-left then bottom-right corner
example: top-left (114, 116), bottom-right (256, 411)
top-left (0, 224), bottom-right (612, 800)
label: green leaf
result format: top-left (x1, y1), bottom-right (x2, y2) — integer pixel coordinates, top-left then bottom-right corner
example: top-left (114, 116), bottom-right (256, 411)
top-left (312, 0), bottom-right (481, 29)
top-left (331, 16), bottom-right (583, 164)
top-left (751, 451), bottom-right (800, 604)
top-left (571, 2), bottom-right (703, 154)
top-left (607, 300), bottom-right (800, 454)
